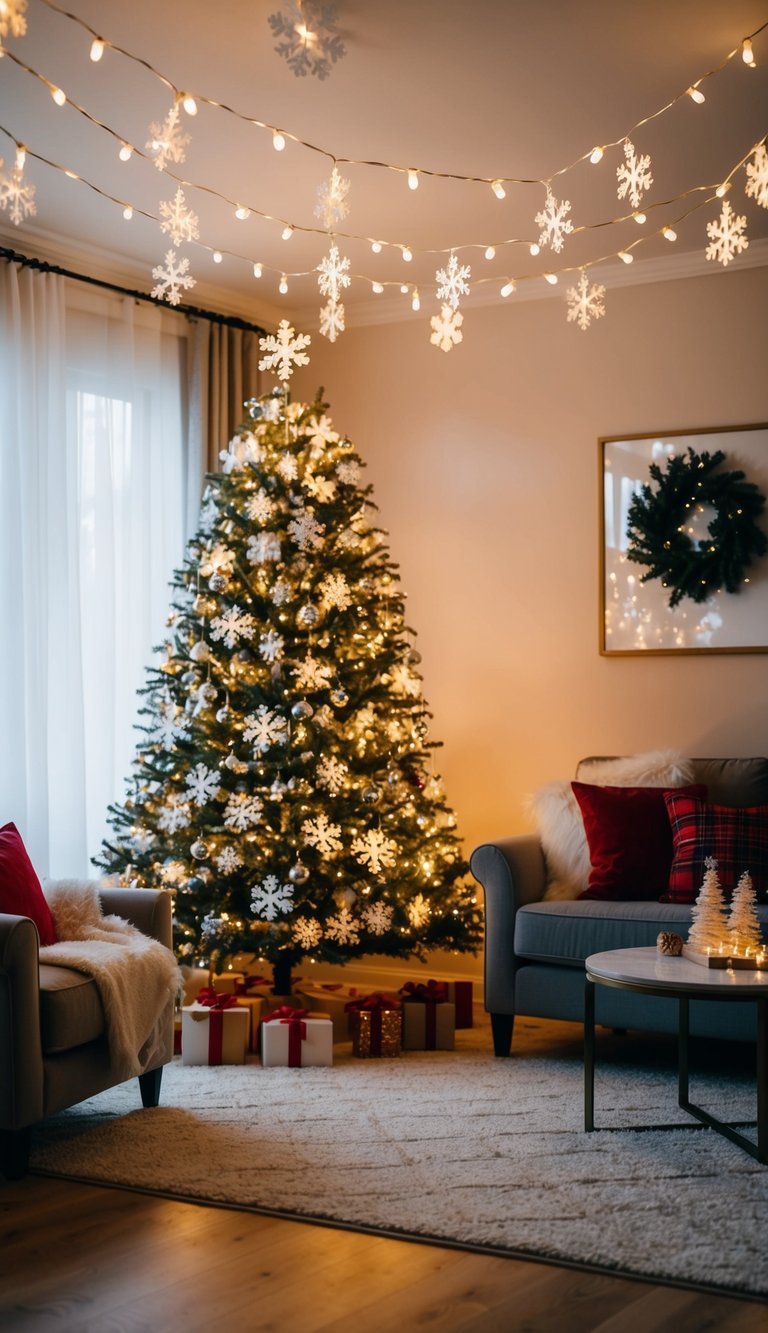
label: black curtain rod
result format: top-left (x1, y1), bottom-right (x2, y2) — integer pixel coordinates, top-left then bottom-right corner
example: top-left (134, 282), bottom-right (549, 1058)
top-left (1, 245), bottom-right (267, 336)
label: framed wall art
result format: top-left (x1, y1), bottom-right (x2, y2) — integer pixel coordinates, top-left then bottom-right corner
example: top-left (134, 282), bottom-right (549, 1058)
top-left (600, 423), bottom-right (768, 655)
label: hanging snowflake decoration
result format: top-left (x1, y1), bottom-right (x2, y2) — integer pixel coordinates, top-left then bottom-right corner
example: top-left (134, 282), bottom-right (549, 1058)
top-left (318, 245), bottom-right (351, 301)
top-left (223, 792), bottom-right (263, 831)
top-left (0, 159), bottom-right (36, 226)
top-left (325, 906), bottom-right (360, 945)
top-left (201, 912), bottom-right (225, 941)
top-left (362, 901), bottom-right (394, 935)
top-left (319, 571), bottom-right (352, 610)
top-left (157, 793), bottom-right (192, 834)
top-left (0, 0), bottom-right (27, 38)
top-left (336, 458), bottom-right (362, 486)
top-left (293, 916), bottom-right (323, 950)
top-left (243, 706), bottom-right (289, 752)
top-left (705, 199), bottom-right (749, 266)
top-left (319, 299), bottom-right (346, 343)
top-left (258, 629), bottom-right (285, 663)
top-left (277, 452), bottom-right (299, 482)
top-left (271, 578), bottom-right (291, 606)
top-left (293, 654), bottom-right (334, 690)
top-left (407, 893), bottom-right (431, 928)
top-left (219, 433), bottom-right (262, 474)
top-left (616, 139), bottom-right (653, 209)
top-left (288, 509), bottom-right (325, 550)
top-left (159, 187), bottom-right (199, 247)
top-left (259, 321), bottom-right (311, 382)
top-left (151, 250), bottom-right (196, 306)
top-left (206, 542), bottom-right (236, 574)
top-left (745, 142), bottom-right (768, 209)
top-left (302, 812), bottom-right (343, 855)
top-left (130, 826), bottom-right (155, 854)
top-left (314, 166), bottom-right (351, 228)
top-left (429, 304), bottom-right (464, 353)
top-left (146, 102), bottom-right (190, 172)
top-left (247, 531), bottom-right (282, 564)
top-left (216, 846), bottom-right (243, 875)
top-left (534, 188), bottom-right (573, 254)
top-left (435, 253), bottom-right (471, 310)
top-left (315, 754), bottom-right (348, 793)
top-left (304, 472), bottom-right (337, 503)
top-left (352, 828), bottom-right (397, 874)
top-left (245, 489), bottom-right (276, 524)
top-left (152, 692), bottom-right (189, 746)
top-left (566, 270), bottom-right (606, 331)
top-left (185, 763), bottom-right (222, 806)
top-left (268, 1), bottom-right (346, 80)
top-left (251, 874), bottom-right (294, 921)
top-left (307, 414), bottom-right (340, 449)
top-left (209, 605), bottom-right (256, 649)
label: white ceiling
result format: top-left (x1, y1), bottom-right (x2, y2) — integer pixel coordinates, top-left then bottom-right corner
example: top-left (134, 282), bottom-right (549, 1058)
top-left (1, 0), bottom-right (767, 332)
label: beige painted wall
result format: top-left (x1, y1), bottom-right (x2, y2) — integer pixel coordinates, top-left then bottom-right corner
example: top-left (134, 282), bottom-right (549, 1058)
top-left (292, 265), bottom-right (768, 889)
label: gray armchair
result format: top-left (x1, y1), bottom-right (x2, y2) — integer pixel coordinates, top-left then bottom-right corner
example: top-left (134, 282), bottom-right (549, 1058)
top-left (0, 887), bottom-right (175, 1179)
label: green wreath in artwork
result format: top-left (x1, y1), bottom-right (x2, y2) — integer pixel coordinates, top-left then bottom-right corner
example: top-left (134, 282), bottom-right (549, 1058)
top-left (626, 447), bottom-right (767, 609)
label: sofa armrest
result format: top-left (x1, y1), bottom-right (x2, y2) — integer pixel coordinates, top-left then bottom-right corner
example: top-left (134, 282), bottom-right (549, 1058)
top-left (470, 835), bottom-right (546, 1014)
top-left (0, 915), bottom-right (45, 1129)
top-left (98, 888), bottom-right (173, 950)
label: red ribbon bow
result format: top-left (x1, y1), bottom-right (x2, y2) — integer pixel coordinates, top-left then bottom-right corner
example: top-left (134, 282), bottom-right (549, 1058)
top-left (399, 980), bottom-right (449, 1004)
top-left (196, 987), bottom-right (239, 1010)
top-left (344, 991), bottom-right (402, 1014)
top-left (263, 1005), bottom-right (310, 1066)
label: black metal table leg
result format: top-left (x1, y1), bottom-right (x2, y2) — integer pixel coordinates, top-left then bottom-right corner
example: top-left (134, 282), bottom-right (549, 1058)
top-left (584, 976), bottom-right (595, 1132)
top-left (757, 998), bottom-right (766, 1165)
top-left (678, 995), bottom-right (689, 1108)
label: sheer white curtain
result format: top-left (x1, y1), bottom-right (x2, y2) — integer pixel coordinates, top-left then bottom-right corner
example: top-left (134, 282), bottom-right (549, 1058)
top-left (0, 265), bottom-right (187, 879)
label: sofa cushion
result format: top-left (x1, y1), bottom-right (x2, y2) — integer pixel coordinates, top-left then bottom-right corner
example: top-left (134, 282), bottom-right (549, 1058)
top-left (0, 822), bottom-right (57, 946)
top-left (573, 782), bottom-right (706, 901)
top-left (39, 963), bottom-right (105, 1054)
top-left (686, 757), bottom-right (768, 806)
top-left (513, 899), bottom-right (768, 968)
top-left (663, 792), bottom-right (768, 904)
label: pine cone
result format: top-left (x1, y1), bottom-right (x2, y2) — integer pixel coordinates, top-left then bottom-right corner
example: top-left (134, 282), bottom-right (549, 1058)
top-left (657, 931), bottom-right (684, 956)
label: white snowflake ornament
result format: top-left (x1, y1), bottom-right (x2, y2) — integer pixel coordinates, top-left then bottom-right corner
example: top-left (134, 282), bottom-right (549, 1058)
top-left (307, 414), bottom-right (340, 448)
top-left (362, 901), bottom-right (394, 935)
top-left (352, 828), bottom-right (397, 874)
top-left (302, 812), bottom-right (343, 855)
top-left (159, 187), bottom-right (199, 247)
top-left (243, 706), bottom-right (289, 752)
top-left (534, 188), bottom-right (573, 254)
top-left (315, 166), bottom-right (351, 228)
top-left (216, 846), bottom-right (243, 875)
top-left (566, 270), bottom-right (606, 331)
top-left (315, 754), bottom-right (348, 793)
top-left (288, 509), bottom-right (325, 551)
top-left (258, 629), bottom-right (285, 663)
top-left (223, 792), bottom-right (264, 831)
top-left (430, 304), bottom-right (464, 353)
top-left (325, 906), bottom-right (360, 945)
top-left (745, 142), bottom-right (768, 209)
top-left (210, 605), bottom-right (256, 649)
top-left (157, 793), bottom-right (192, 834)
top-left (407, 893), bottom-right (431, 928)
top-left (616, 139), bottom-right (653, 209)
top-left (293, 654), bottom-right (334, 690)
top-left (0, 159), bottom-right (36, 226)
top-left (247, 532), bottom-right (281, 564)
top-left (151, 250), bottom-right (196, 306)
top-left (319, 571), bottom-right (352, 610)
top-left (319, 299), bottom-right (346, 343)
top-left (317, 244), bottom-right (351, 301)
top-left (251, 874), bottom-right (294, 921)
top-left (706, 199), bottom-right (749, 266)
top-left (146, 102), bottom-right (190, 172)
top-left (185, 763), bottom-right (222, 806)
top-left (435, 253), bottom-right (471, 310)
top-left (277, 453), bottom-right (299, 482)
top-left (304, 472), bottom-right (337, 503)
top-left (258, 321), bottom-right (311, 383)
top-left (246, 489), bottom-right (275, 524)
top-left (268, 1), bottom-right (346, 80)
top-left (293, 917), bottom-right (323, 950)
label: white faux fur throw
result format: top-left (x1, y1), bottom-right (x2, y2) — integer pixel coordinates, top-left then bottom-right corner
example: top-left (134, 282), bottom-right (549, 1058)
top-left (40, 880), bottom-right (181, 1081)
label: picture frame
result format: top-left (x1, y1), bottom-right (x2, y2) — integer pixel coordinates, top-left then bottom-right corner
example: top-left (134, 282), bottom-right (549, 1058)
top-left (599, 423), bottom-right (768, 655)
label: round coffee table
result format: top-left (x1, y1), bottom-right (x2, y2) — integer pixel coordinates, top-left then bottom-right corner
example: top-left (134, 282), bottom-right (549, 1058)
top-left (584, 946), bottom-right (768, 1163)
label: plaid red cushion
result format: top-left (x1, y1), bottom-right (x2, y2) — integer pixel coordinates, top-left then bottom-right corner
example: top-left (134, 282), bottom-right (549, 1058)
top-left (663, 793), bottom-right (768, 903)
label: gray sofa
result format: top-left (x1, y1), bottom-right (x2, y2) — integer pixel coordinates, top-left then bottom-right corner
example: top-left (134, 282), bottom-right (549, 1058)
top-left (470, 757), bottom-right (768, 1055)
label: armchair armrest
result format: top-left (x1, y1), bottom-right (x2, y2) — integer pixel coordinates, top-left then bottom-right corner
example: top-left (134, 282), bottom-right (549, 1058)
top-left (470, 835), bottom-right (546, 1014)
top-left (97, 888), bottom-right (173, 950)
top-left (0, 915), bottom-right (45, 1129)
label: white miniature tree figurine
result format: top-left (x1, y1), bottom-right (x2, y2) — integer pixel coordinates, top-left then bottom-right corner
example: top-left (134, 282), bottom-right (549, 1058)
top-left (727, 871), bottom-right (762, 956)
top-left (687, 856), bottom-right (729, 953)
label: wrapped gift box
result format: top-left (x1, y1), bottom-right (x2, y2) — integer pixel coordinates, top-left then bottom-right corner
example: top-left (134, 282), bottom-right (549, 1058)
top-left (297, 983), bottom-right (364, 1042)
top-left (181, 1000), bottom-right (249, 1066)
top-left (348, 994), bottom-right (402, 1059)
top-left (401, 998), bottom-right (455, 1050)
top-left (261, 1006), bottom-right (333, 1068)
top-left (442, 980), bottom-right (474, 1029)
top-left (232, 989), bottom-right (266, 1054)
top-left (180, 966), bottom-right (246, 1005)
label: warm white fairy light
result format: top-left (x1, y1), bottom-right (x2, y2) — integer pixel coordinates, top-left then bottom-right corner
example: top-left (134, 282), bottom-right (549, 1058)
top-left (618, 249), bottom-right (634, 263)
top-left (500, 280), bottom-right (515, 297)
top-left (402, 247), bottom-right (413, 262)
top-left (633, 210), bottom-right (646, 223)
top-left (235, 205), bottom-right (250, 220)
top-left (282, 225), bottom-right (293, 240)
top-left (529, 242), bottom-right (540, 256)
top-left (89, 37), bottom-right (105, 62)
top-left (544, 272), bottom-right (558, 284)
top-left (14, 143), bottom-right (25, 170)
top-left (123, 205), bottom-right (133, 220)
top-left (491, 179), bottom-right (506, 199)
top-left (484, 245), bottom-right (495, 259)
top-left (272, 130), bottom-right (286, 151)
top-left (279, 273), bottom-right (288, 293)
top-left (411, 288), bottom-right (420, 311)
top-left (742, 37), bottom-right (755, 65)
top-left (399, 283), bottom-right (409, 294)
top-left (253, 262), bottom-right (263, 278)
top-left (118, 143), bottom-right (133, 161)
top-left (181, 94), bottom-right (198, 116)
top-left (590, 146), bottom-right (604, 164)
top-left (662, 225), bottom-right (677, 241)
top-left (407, 168), bottom-right (419, 191)
top-left (372, 281), bottom-right (384, 293)
top-left (687, 84), bottom-right (706, 103)
top-left (371, 240), bottom-right (382, 253)
top-left (50, 85), bottom-right (66, 106)
top-left (716, 182), bottom-right (731, 197)
top-left (213, 250), bottom-right (223, 263)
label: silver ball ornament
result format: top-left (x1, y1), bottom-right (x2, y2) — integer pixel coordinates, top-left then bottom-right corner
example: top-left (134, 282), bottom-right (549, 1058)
top-left (362, 784), bottom-right (381, 805)
top-left (208, 573), bottom-right (228, 593)
top-left (190, 838), bottom-right (209, 860)
top-left (288, 863), bottom-right (309, 885)
top-left (330, 687), bottom-right (349, 708)
top-left (297, 603), bottom-right (319, 627)
top-left (199, 682), bottom-right (218, 703)
top-left (189, 640), bottom-right (210, 663)
top-left (215, 705), bottom-right (230, 723)
top-left (291, 700), bottom-right (314, 720)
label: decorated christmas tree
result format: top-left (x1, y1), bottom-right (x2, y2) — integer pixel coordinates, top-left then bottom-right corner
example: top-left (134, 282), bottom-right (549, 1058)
top-left (686, 856), bottom-right (729, 953)
top-left (96, 323), bottom-right (482, 993)
top-left (727, 871), bottom-right (762, 954)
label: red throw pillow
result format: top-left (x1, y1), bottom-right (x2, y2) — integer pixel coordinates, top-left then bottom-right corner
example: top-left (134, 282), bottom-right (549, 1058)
top-left (663, 793), bottom-right (768, 904)
top-left (0, 822), bottom-right (57, 945)
top-left (573, 783), bottom-right (708, 902)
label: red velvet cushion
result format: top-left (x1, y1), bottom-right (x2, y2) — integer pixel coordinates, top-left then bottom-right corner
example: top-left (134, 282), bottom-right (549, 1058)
top-left (573, 783), bottom-right (707, 902)
top-left (663, 793), bottom-right (768, 904)
top-left (0, 822), bottom-right (57, 945)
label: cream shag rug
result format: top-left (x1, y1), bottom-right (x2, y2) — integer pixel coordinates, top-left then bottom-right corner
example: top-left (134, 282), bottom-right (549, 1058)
top-left (29, 1022), bottom-right (767, 1298)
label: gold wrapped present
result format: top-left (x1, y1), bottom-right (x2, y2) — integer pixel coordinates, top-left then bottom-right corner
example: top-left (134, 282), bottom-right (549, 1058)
top-left (348, 994), bottom-right (402, 1058)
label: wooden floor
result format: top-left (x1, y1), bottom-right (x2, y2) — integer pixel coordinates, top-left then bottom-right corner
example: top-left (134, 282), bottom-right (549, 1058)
top-left (1, 1019), bottom-right (766, 1332)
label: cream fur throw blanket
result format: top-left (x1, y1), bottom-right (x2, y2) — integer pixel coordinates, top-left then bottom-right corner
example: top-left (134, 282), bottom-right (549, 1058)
top-left (40, 880), bottom-right (181, 1080)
